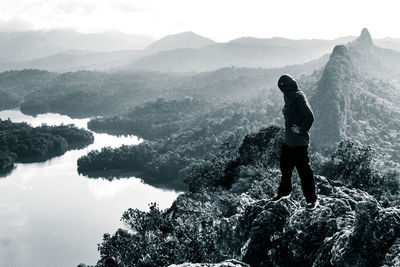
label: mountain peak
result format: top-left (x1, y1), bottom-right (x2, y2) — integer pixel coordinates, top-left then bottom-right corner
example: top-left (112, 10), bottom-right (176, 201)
top-left (331, 44), bottom-right (348, 57)
top-left (145, 31), bottom-right (216, 53)
top-left (355, 28), bottom-right (373, 46)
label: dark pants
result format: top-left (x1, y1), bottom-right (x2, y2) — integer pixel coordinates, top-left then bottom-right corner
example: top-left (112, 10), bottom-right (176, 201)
top-left (278, 143), bottom-right (317, 203)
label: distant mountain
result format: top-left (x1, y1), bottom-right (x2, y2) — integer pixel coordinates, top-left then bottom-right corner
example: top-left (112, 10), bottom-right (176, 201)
top-left (126, 36), bottom-right (354, 72)
top-left (0, 53), bottom-right (327, 117)
top-left (310, 28), bottom-right (400, 160)
top-left (2, 29), bottom-right (400, 73)
top-left (347, 28), bottom-right (400, 79)
top-left (375, 37), bottom-right (400, 52)
top-left (0, 31), bottom-right (217, 72)
top-left (230, 36), bottom-right (354, 49)
top-left (0, 30), bottom-right (153, 63)
top-left (0, 50), bottom-right (142, 72)
top-left (179, 54), bottom-right (329, 101)
top-left (144, 31), bottom-right (216, 53)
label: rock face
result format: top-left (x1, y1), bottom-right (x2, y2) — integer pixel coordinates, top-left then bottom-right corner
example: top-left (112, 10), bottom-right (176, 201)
top-left (310, 44), bottom-right (353, 147)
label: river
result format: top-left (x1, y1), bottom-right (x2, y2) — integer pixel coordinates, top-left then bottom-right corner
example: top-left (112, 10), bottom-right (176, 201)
top-left (0, 110), bottom-right (180, 267)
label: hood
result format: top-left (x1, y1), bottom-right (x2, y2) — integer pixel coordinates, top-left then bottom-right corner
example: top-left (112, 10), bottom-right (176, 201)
top-left (278, 74), bottom-right (299, 94)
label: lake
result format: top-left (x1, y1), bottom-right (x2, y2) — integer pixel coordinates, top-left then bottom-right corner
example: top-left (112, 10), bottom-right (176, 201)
top-left (0, 110), bottom-right (181, 267)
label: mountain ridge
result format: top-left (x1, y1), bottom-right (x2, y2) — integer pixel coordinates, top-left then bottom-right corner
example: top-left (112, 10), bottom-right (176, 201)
top-left (3, 29), bottom-right (400, 72)
top-left (310, 28), bottom-right (400, 161)
top-left (0, 29), bottom-right (154, 61)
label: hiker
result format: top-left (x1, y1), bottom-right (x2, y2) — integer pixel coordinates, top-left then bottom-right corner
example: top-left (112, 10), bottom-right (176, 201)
top-left (270, 74), bottom-right (318, 211)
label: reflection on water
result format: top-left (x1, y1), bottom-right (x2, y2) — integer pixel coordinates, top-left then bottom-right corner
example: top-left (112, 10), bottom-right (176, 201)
top-left (0, 110), bottom-right (181, 267)
top-left (0, 109), bottom-right (90, 128)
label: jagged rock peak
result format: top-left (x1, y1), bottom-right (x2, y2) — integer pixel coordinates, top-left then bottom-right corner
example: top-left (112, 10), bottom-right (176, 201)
top-left (355, 28), bottom-right (373, 46)
top-left (331, 44), bottom-right (348, 57)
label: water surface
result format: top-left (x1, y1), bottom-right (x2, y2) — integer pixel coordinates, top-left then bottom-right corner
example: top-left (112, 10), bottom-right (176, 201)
top-left (0, 110), bottom-right (180, 267)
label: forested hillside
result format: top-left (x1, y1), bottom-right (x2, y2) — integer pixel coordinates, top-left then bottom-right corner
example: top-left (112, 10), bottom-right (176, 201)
top-left (78, 96), bottom-right (282, 189)
top-left (0, 119), bottom-right (94, 171)
top-left (0, 55), bottom-right (325, 117)
top-left (0, 69), bottom-right (57, 110)
top-left (87, 97), bottom-right (213, 138)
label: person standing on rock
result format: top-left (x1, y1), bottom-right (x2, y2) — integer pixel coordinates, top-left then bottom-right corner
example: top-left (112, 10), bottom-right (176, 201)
top-left (270, 74), bottom-right (318, 211)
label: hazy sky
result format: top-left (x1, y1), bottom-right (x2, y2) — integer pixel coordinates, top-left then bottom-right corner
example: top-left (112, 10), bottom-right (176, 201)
top-left (0, 0), bottom-right (399, 41)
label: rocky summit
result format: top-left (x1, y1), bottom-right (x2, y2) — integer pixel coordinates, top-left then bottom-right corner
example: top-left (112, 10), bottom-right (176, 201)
top-left (355, 28), bottom-right (374, 47)
top-left (92, 126), bottom-right (400, 267)
top-left (169, 259), bottom-right (250, 267)
top-left (240, 177), bottom-right (400, 266)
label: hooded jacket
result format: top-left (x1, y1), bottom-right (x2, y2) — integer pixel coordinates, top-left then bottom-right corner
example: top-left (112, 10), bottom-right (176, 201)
top-left (278, 74), bottom-right (314, 147)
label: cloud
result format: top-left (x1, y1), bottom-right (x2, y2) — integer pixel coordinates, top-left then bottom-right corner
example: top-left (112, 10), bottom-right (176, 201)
top-left (0, 18), bottom-right (34, 32)
top-left (0, 0), bottom-right (399, 40)
top-left (113, 2), bottom-right (148, 13)
top-left (56, 2), bottom-right (96, 15)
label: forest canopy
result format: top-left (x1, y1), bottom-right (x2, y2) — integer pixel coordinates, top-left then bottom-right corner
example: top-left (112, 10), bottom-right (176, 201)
top-left (0, 119), bottom-right (94, 171)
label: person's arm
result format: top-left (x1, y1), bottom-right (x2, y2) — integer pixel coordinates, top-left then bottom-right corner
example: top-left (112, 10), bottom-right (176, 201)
top-left (295, 93), bottom-right (314, 134)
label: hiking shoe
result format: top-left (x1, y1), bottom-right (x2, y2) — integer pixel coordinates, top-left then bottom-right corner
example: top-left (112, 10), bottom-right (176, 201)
top-left (306, 199), bottom-right (319, 211)
top-left (270, 193), bottom-right (291, 202)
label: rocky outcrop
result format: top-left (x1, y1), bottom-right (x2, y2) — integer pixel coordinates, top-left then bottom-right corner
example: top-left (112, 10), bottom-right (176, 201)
top-left (159, 172), bottom-right (400, 267)
top-left (168, 259), bottom-right (249, 267)
top-left (347, 28), bottom-right (400, 79)
top-left (310, 28), bottom-right (400, 159)
top-left (310, 44), bottom-right (353, 148)
top-left (92, 126), bottom-right (400, 267)
top-left (235, 175), bottom-right (400, 267)
top-left (238, 125), bottom-right (284, 168)
top-left (353, 28), bottom-right (374, 47)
